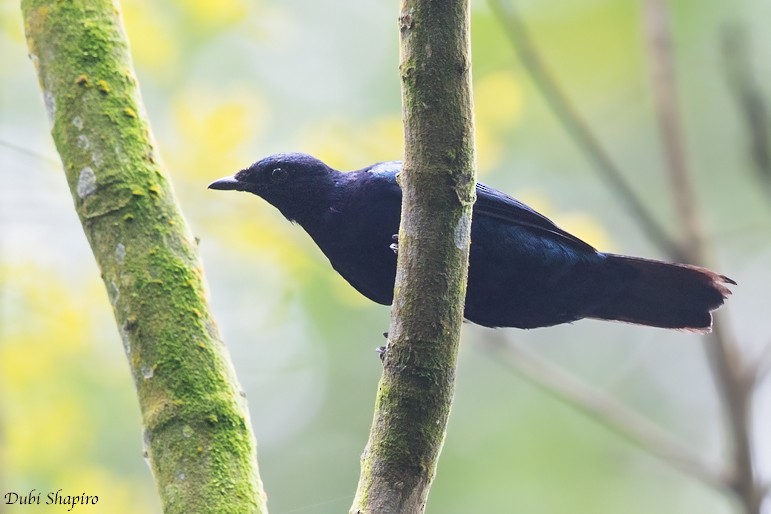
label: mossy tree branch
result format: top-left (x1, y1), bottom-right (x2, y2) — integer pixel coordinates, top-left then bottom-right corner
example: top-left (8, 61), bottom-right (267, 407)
top-left (350, 1), bottom-right (476, 513)
top-left (21, 1), bottom-right (267, 512)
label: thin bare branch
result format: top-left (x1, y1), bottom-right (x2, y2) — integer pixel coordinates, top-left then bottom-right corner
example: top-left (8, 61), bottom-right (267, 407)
top-left (0, 139), bottom-right (60, 167)
top-left (642, 0), bottom-right (705, 260)
top-left (641, 2), bottom-right (761, 512)
top-left (481, 334), bottom-right (730, 492)
top-left (753, 340), bottom-right (771, 386)
top-left (705, 322), bottom-right (758, 514)
top-left (489, 0), bottom-right (760, 508)
top-left (722, 25), bottom-right (771, 201)
top-left (487, 0), bottom-right (685, 261)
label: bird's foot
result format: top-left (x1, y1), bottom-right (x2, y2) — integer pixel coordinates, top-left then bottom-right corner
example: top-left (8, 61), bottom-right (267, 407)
top-left (376, 332), bottom-right (390, 362)
top-left (389, 234), bottom-right (398, 255)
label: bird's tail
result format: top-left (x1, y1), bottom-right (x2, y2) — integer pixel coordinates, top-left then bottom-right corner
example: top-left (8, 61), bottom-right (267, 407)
top-left (587, 254), bottom-right (735, 333)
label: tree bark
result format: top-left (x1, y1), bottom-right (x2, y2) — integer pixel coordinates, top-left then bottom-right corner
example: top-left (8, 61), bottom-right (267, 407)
top-left (350, 1), bottom-right (476, 513)
top-left (21, 1), bottom-right (267, 512)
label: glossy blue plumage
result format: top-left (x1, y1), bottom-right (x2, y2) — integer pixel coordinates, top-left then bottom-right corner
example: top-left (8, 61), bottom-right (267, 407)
top-left (209, 153), bottom-right (734, 332)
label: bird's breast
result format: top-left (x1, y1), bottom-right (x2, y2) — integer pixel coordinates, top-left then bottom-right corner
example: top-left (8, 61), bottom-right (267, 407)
top-left (305, 206), bottom-right (400, 306)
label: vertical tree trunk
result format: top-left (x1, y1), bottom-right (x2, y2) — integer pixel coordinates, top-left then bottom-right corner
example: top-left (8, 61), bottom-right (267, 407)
top-left (351, 1), bottom-right (476, 512)
top-left (21, 1), bottom-right (267, 512)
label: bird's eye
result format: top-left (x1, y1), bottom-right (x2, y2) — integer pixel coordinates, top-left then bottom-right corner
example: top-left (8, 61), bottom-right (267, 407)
top-left (271, 167), bottom-right (288, 183)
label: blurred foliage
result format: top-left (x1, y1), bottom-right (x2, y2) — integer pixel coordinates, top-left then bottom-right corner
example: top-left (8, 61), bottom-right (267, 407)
top-left (0, 265), bottom-right (159, 512)
top-left (1, 0), bottom-right (769, 513)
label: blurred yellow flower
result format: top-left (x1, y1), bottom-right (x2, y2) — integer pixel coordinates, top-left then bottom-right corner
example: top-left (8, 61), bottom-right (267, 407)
top-left (301, 116), bottom-right (404, 171)
top-left (0, 3), bottom-right (24, 43)
top-left (474, 70), bottom-right (522, 172)
top-left (557, 211), bottom-right (613, 251)
top-left (175, 0), bottom-right (249, 31)
top-left (517, 190), bottom-right (612, 250)
top-left (169, 85), bottom-right (268, 179)
top-left (475, 71), bottom-right (522, 129)
top-left (122, 1), bottom-right (179, 75)
top-left (1, 267), bottom-right (97, 471)
top-left (0, 265), bottom-right (157, 512)
top-left (301, 73), bottom-right (521, 174)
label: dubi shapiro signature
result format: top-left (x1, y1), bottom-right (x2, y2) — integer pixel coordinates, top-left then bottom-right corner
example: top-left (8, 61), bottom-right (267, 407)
top-left (4, 489), bottom-right (99, 511)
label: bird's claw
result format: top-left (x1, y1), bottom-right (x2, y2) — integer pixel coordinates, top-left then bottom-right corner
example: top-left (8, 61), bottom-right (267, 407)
top-left (376, 332), bottom-right (390, 362)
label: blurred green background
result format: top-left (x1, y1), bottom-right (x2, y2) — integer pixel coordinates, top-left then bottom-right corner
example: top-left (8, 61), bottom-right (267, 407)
top-left (1, 0), bottom-right (769, 512)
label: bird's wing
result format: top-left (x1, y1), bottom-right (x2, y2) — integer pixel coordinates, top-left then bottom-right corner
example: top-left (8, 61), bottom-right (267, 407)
top-left (360, 163), bottom-right (595, 253)
top-left (474, 183), bottom-right (596, 252)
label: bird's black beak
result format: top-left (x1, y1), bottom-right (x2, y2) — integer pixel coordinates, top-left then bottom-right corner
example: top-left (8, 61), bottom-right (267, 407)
top-left (208, 176), bottom-right (242, 191)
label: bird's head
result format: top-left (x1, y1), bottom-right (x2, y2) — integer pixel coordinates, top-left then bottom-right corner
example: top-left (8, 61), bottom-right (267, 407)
top-left (208, 153), bottom-right (338, 222)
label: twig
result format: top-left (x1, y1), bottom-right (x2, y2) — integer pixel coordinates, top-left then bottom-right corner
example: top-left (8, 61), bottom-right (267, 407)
top-left (481, 334), bottom-right (730, 492)
top-left (753, 340), bottom-right (771, 386)
top-left (722, 25), bottom-right (771, 201)
top-left (706, 323), bottom-right (758, 512)
top-left (642, 0), bottom-right (704, 260)
top-left (641, 2), bottom-right (761, 512)
top-left (489, 0), bottom-right (759, 508)
top-left (0, 138), bottom-right (60, 167)
top-left (487, 0), bottom-right (685, 261)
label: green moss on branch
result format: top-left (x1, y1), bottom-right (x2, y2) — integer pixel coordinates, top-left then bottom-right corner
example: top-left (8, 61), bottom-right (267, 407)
top-left (21, 1), bottom-right (267, 512)
top-left (351, 0), bottom-right (476, 512)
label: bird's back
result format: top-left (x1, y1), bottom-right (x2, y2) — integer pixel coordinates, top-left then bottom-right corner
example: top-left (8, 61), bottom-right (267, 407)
top-left (209, 153), bottom-right (733, 332)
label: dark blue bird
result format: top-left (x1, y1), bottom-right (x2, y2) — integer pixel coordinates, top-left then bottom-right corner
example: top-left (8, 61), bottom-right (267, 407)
top-left (209, 153), bottom-right (734, 332)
